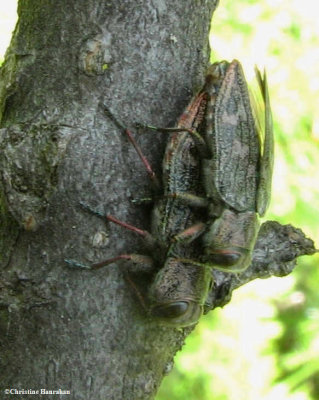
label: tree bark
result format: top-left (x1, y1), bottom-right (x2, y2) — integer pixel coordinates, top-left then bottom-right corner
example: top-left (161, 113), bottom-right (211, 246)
top-left (0, 1), bottom-right (316, 399)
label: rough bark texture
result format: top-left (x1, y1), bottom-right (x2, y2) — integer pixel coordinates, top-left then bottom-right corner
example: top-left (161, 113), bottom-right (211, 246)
top-left (0, 1), bottom-right (316, 399)
top-left (0, 1), bottom-right (219, 399)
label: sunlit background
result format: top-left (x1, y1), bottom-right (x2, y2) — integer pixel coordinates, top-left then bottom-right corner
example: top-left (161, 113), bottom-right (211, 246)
top-left (1, 1), bottom-right (318, 399)
top-left (158, 1), bottom-right (319, 399)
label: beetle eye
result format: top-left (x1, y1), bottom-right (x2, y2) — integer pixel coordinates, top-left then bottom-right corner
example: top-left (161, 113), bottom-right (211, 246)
top-left (151, 301), bottom-right (189, 319)
top-left (209, 251), bottom-right (241, 267)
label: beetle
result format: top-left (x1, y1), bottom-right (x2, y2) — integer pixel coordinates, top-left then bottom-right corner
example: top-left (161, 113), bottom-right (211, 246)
top-left (66, 91), bottom-right (212, 327)
top-left (200, 60), bottom-right (274, 272)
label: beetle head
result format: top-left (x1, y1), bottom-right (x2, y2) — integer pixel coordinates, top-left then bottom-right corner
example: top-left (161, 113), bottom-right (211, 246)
top-left (148, 258), bottom-right (212, 327)
top-left (150, 300), bottom-right (203, 328)
top-left (205, 60), bottom-right (230, 94)
top-left (203, 209), bottom-right (259, 273)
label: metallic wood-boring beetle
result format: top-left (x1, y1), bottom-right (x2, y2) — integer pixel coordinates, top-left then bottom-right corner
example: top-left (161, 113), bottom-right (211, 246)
top-left (199, 60), bottom-right (273, 272)
top-left (66, 90), bottom-right (213, 327)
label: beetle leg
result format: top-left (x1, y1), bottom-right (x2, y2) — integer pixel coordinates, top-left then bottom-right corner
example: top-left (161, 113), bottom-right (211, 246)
top-left (79, 201), bottom-right (156, 248)
top-left (106, 215), bottom-right (157, 249)
top-left (124, 128), bottom-right (160, 190)
top-left (172, 222), bottom-right (206, 244)
top-left (166, 192), bottom-right (209, 209)
top-left (106, 214), bottom-right (150, 238)
top-left (104, 106), bottom-right (160, 190)
top-left (137, 123), bottom-right (209, 159)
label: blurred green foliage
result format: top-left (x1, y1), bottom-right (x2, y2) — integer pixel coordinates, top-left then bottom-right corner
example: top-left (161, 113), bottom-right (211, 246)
top-left (0, 1), bottom-right (318, 399)
top-left (157, 0), bottom-right (319, 399)
top-left (0, 1), bottom-right (16, 65)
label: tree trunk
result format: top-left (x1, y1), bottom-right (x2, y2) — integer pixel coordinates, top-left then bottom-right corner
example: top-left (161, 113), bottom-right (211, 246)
top-left (0, 1), bottom-right (316, 399)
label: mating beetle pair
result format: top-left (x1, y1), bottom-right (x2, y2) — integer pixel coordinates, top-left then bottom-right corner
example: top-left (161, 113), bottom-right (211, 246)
top-left (171, 60), bottom-right (273, 273)
top-left (67, 60), bottom-right (274, 327)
